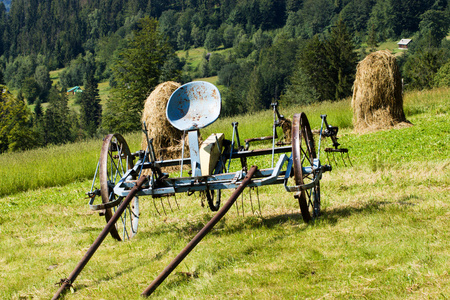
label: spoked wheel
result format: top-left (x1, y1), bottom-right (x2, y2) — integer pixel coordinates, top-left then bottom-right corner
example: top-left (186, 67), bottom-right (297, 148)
top-left (292, 113), bottom-right (320, 223)
top-left (99, 134), bottom-right (139, 241)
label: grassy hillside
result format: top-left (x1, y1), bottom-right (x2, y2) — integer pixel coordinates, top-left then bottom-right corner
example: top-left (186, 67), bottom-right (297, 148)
top-left (0, 88), bottom-right (448, 299)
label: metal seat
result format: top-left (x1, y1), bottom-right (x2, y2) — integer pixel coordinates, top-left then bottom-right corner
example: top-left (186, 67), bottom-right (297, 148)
top-left (166, 81), bottom-right (221, 131)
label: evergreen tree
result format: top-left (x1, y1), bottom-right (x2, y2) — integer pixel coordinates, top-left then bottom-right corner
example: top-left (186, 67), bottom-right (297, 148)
top-left (284, 20), bottom-right (357, 104)
top-left (191, 25), bottom-right (205, 48)
top-left (0, 85), bottom-right (37, 152)
top-left (80, 72), bottom-right (102, 137)
top-left (297, 35), bottom-right (332, 101)
top-left (403, 47), bottom-right (449, 90)
top-left (34, 65), bottom-right (52, 101)
top-left (418, 10), bottom-right (450, 48)
top-left (246, 67), bottom-right (264, 112)
top-left (43, 87), bottom-right (73, 145)
top-left (204, 29), bottom-right (222, 51)
top-left (34, 98), bottom-right (43, 118)
top-left (367, 0), bottom-right (396, 41)
top-left (325, 19), bottom-right (358, 100)
top-left (434, 60), bottom-right (450, 87)
top-left (21, 77), bottom-right (40, 104)
top-left (367, 23), bottom-right (378, 51)
top-left (103, 17), bottom-right (179, 133)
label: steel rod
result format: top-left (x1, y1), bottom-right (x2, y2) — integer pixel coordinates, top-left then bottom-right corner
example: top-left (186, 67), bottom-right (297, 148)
top-left (141, 165), bottom-right (258, 297)
top-left (52, 175), bottom-right (149, 300)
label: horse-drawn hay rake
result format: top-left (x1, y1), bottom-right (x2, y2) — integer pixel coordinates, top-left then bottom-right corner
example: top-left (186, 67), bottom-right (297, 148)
top-left (53, 81), bottom-right (349, 298)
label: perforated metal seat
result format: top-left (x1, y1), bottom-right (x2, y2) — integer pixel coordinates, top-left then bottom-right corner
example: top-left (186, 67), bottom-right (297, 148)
top-left (166, 81), bottom-right (221, 131)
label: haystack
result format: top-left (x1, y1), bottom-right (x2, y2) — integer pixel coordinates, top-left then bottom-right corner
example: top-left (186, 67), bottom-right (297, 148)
top-left (141, 81), bottom-right (187, 163)
top-left (352, 50), bottom-right (411, 132)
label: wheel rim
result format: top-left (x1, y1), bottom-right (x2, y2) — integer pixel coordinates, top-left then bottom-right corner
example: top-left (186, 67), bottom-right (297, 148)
top-left (292, 113), bottom-right (320, 222)
top-left (99, 134), bottom-right (139, 241)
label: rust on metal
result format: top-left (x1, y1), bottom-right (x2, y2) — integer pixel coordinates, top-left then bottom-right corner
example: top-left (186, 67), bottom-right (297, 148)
top-left (141, 165), bottom-right (258, 297)
top-left (51, 175), bottom-right (149, 300)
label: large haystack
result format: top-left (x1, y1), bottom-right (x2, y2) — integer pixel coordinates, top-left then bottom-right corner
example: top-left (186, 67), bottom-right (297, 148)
top-left (352, 50), bottom-right (411, 132)
top-left (141, 81), bottom-right (186, 162)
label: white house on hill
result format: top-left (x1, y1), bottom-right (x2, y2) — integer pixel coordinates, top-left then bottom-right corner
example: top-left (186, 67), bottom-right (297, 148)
top-left (397, 39), bottom-right (412, 50)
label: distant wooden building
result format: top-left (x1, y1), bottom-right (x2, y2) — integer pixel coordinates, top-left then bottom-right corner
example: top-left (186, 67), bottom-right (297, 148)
top-left (397, 39), bottom-right (412, 50)
top-left (67, 86), bottom-right (83, 95)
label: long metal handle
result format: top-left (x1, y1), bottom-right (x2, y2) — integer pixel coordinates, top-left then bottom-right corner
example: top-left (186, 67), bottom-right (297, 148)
top-left (141, 165), bottom-right (258, 297)
top-left (52, 176), bottom-right (149, 300)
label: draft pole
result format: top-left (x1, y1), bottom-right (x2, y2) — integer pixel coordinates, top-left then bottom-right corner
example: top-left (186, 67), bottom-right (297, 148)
top-left (52, 176), bottom-right (149, 300)
top-left (141, 166), bottom-right (258, 297)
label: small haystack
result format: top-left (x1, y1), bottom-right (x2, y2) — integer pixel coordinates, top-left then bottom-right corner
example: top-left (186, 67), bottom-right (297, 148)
top-left (352, 50), bottom-right (411, 132)
top-left (141, 81), bottom-right (186, 162)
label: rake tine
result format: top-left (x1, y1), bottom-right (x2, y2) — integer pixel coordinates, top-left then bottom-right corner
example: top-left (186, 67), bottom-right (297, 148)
top-left (256, 186), bottom-right (262, 217)
top-left (326, 151), bottom-right (332, 168)
top-left (153, 198), bottom-right (161, 216)
top-left (174, 193), bottom-right (180, 210)
top-left (347, 152), bottom-right (353, 167)
top-left (167, 196), bottom-right (174, 213)
top-left (340, 152), bottom-right (347, 167)
top-left (241, 193), bottom-right (245, 217)
top-left (332, 152), bottom-right (339, 167)
top-left (249, 187), bottom-right (254, 215)
top-left (160, 198), bottom-right (167, 216)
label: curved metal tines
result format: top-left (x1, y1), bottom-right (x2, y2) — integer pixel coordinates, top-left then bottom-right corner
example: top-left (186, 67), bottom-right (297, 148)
top-left (324, 147), bottom-right (352, 167)
top-left (152, 193), bottom-right (179, 216)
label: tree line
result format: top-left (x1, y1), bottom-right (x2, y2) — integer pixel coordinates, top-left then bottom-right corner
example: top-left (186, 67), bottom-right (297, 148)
top-left (0, 0), bottom-right (449, 153)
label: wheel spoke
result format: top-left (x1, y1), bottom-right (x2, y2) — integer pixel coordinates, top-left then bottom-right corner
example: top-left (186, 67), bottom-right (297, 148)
top-left (107, 150), bottom-right (123, 183)
top-left (300, 146), bottom-right (313, 166)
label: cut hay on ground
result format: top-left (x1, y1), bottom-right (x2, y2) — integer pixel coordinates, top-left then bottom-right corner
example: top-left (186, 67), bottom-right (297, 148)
top-left (141, 82), bottom-right (187, 164)
top-left (352, 50), bottom-right (411, 132)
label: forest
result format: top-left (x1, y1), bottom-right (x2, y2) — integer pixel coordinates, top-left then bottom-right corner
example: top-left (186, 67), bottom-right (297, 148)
top-left (0, 0), bottom-right (449, 153)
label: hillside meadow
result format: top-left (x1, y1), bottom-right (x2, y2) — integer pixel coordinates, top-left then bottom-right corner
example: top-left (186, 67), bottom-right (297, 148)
top-left (0, 87), bottom-right (449, 299)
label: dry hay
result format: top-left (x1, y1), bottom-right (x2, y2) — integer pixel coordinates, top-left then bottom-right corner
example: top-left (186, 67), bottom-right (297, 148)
top-left (352, 50), bottom-right (412, 132)
top-left (280, 118), bottom-right (292, 144)
top-left (141, 82), bottom-right (187, 170)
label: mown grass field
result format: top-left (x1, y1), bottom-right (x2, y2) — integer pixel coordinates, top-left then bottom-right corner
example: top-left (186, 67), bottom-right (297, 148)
top-left (0, 88), bottom-right (449, 299)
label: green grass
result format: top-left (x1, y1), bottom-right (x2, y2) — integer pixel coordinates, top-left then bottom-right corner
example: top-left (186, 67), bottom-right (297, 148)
top-left (360, 38), bottom-right (409, 56)
top-left (194, 75), bottom-right (218, 85)
top-left (0, 132), bottom-right (142, 197)
top-left (0, 88), bottom-right (449, 299)
top-left (98, 81), bottom-right (111, 105)
top-left (49, 68), bottom-right (65, 86)
top-left (177, 47), bottom-right (208, 70)
top-left (177, 46), bottom-right (233, 72)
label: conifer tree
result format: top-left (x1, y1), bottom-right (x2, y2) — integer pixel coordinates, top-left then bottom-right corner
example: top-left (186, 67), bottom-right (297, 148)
top-left (43, 87), bottom-right (72, 145)
top-left (103, 17), bottom-right (180, 133)
top-left (0, 85), bottom-right (37, 152)
top-left (325, 19), bottom-right (358, 100)
top-left (367, 23), bottom-right (378, 51)
top-left (80, 71), bottom-right (102, 137)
